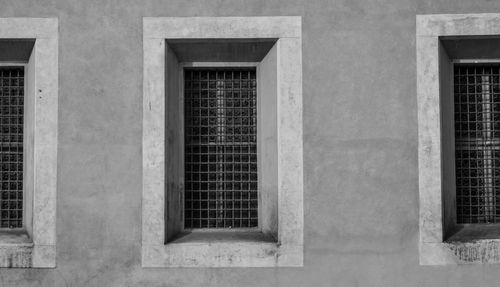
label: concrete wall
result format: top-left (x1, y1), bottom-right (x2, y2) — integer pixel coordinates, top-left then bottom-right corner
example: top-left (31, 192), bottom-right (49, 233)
top-left (2, 0), bottom-right (500, 286)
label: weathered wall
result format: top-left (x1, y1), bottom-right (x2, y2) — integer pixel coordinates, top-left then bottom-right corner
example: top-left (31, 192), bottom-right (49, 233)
top-left (1, 0), bottom-right (500, 286)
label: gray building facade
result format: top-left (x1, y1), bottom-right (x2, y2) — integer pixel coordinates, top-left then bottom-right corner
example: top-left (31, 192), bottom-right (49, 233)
top-left (0, 0), bottom-right (499, 286)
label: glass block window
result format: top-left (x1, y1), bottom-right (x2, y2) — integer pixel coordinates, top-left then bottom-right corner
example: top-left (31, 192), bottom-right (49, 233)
top-left (0, 67), bottom-right (24, 228)
top-left (184, 68), bottom-right (258, 228)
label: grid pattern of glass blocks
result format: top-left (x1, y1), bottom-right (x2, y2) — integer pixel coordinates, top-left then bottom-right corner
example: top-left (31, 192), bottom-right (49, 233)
top-left (184, 68), bottom-right (258, 228)
top-left (0, 67), bottom-right (24, 228)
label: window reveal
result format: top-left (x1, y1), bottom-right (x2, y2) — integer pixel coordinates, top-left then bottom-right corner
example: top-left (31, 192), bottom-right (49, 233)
top-left (184, 68), bottom-right (258, 228)
top-left (0, 67), bottom-right (23, 228)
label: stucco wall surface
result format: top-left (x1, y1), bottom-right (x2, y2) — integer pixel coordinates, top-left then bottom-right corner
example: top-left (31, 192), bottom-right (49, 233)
top-left (0, 0), bottom-right (500, 286)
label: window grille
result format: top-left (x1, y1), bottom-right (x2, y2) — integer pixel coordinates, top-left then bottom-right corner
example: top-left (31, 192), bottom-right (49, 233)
top-left (184, 68), bottom-right (258, 228)
top-left (0, 67), bottom-right (23, 228)
top-left (454, 63), bottom-right (500, 224)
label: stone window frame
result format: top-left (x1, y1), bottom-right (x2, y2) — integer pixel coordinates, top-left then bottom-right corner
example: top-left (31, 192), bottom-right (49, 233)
top-left (417, 13), bottom-right (500, 265)
top-left (142, 16), bottom-right (303, 267)
top-left (0, 18), bottom-right (58, 268)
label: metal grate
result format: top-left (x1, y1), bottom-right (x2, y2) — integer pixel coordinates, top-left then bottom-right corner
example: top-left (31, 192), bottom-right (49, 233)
top-left (0, 67), bottom-right (23, 228)
top-left (184, 68), bottom-right (258, 228)
top-left (454, 63), bottom-right (500, 224)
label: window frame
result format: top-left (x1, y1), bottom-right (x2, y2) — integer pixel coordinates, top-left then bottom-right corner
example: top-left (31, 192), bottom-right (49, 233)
top-left (0, 18), bottom-right (58, 268)
top-left (417, 13), bottom-right (500, 265)
top-left (142, 16), bottom-right (303, 267)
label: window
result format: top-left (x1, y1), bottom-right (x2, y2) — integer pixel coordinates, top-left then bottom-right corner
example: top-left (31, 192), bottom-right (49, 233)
top-left (183, 68), bottom-right (258, 229)
top-left (0, 18), bottom-right (58, 268)
top-left (0, 66), bottom-right (24, 229)
top-left (142, 17), bottom-right (303, 267)
top-left (417, 13), bottom-right (500, 265)
top-left (454, 63), bottom-right (500, 224)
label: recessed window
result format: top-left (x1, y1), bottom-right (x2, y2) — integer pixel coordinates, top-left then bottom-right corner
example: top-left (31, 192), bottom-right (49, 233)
top-left (0, 66), bottom-right (24, 229)
top-left (454, 63), bottom-right (500, 224)
top-left (417, 13), bottom-right (500, 265)
top-left (142, 16), bottom-right (303, 267)
top-left (184, 68), bottom-right (258, 229)
top-left (0, 18), bottom-right (58, 268)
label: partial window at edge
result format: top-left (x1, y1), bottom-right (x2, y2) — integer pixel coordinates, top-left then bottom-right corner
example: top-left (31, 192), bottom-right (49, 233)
top-left (454, 63), bottom-right (500, 223)
top-left (0, 66), bottom-right (24, 228)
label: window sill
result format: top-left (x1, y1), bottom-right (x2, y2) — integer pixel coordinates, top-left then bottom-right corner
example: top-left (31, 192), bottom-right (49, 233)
top-left (421, 225), bottom-right (500, 265)
top-left (142, 230), bottom-right (302, 267)
top-left (0, 229), bottom-right (56, 268)
top-left (0, 230), bottom-right (32, 268)
top-left (446, 224), bottom-right (500, 242)
top-left (0, 229), bottom-right (32, 246)
top-left (168, 230), bottom-right (276, 244)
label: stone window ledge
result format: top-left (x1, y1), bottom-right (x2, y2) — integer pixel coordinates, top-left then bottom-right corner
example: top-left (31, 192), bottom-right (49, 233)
top-left (0, 230), bottom-right (32, 246)
top-left (421, 241), bottom-right (500, 265)
top-left (421, 225), bottom-right (500, 264)
top-left (143, 231), bottom-right (301, 267)
top-left (0, 230), bottom-right (55, 268)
